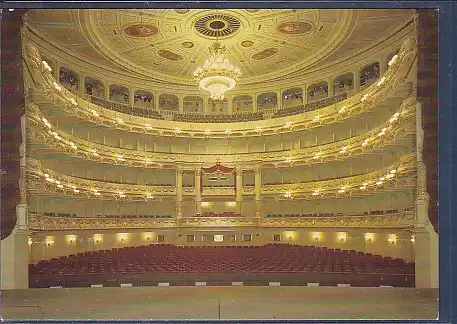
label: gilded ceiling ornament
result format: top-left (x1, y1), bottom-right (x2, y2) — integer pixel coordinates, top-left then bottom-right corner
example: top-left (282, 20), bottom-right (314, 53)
top-left (241, 40), bottom-right (254, 47)
top-left (181, 41), bottom-right (195, 48)
top-left (157, 49), bottom-right (183, 61)
top-left (174, 9), bottom-right (190, 14)
top-left (277, 21), bottom-right (313, 34)
top-left (194, 14), bottom-right (241, 38)
top-left (252, 48), bottom-right (279, 60)
top-left (123, 24), bottom-right (158, 37)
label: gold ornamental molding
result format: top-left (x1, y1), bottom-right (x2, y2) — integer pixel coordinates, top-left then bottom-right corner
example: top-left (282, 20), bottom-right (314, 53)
top-left (25, 154), bottom-right (416, 201)
top-left (26, 94), bottom-right (416, 168)
top-left (27, 210), bottom-right (414, 231)
top-left (23, 37), bottom-right (417, 138)
top-left (261, 153), bottom-right (416, 198)
top-left (26, 157), bottom-right (175, 201)
top-left (260, 211), bottom-right (414, 229)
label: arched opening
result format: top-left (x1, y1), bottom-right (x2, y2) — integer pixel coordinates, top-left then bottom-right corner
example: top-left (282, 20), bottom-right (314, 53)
top-left (307, 81), bottom-right (328, 103)
top-left (359, 62), bottom-right (380, 88)
top-left (333, 73), bottom-right (353, 95)
top-left (282, 88), bottom-right (303, 107)
top-left (208, 98), bottom-right (228, 114)
top-left (59, 66), bottom-right (80, 92)
top-left (183, 96), bottom-right (203, 113)
top-left (134, 90), bottom-right (154, 109)
top-left (109, 85), bottom-right (130, 104)
top-left (257, 92), bottom-right (278, 110)
top-left (233, 95), bottom-right (253, 113)
top-left (159, 94), bottom-right (179, 111)
top-left (84, 76), bottom-right (105, 99)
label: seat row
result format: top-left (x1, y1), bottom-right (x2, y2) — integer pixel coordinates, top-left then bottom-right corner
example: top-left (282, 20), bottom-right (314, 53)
top-left (30, 243), bottom-right (414, 276)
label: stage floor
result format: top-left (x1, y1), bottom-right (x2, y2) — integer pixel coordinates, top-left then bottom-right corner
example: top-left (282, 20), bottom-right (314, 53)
top-left (1, 286), bottom-right (438, 321)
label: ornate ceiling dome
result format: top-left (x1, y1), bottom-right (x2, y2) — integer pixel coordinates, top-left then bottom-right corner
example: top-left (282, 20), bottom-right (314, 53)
top-left (26, 9), bottom-right (415, 89)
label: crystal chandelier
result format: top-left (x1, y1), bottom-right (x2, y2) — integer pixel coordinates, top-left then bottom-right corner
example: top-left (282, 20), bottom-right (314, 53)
top-left (193, 41), bottom-right (241, 101)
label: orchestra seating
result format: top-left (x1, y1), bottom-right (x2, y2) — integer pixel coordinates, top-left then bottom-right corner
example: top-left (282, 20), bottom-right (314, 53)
top-left (29, 244), bottom-right (414, 288)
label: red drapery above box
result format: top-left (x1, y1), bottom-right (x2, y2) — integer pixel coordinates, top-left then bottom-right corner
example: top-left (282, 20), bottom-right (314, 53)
top-left (200, 163), bottom-right (237, 192)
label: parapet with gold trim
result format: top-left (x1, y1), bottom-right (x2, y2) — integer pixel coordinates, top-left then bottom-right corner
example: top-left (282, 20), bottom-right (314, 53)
top-left (23, 37), bottom-right (417, 138)
top-left (26, 153), bottom-right (416, 201)
top-left (26, 93), bottom-right (416, 168)
top-left (27, 210), bottom-right (414, 231)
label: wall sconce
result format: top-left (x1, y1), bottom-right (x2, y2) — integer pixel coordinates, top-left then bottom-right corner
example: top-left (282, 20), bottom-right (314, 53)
top-left (388, 234), bottom-right (397, 245)
top-left (117, 233), bottom-right (128, 243)
top-left (411, 235), bottom-right (415, 243)
top-left (96, 239), bottom-right (101, 243)
top-left (146, 236), bottom-right (151, 241)
top-left (288, 236), bottom-right (292, 240)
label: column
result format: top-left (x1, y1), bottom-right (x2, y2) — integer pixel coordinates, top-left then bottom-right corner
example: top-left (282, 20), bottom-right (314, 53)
top-left (176, 167), bottom-right (183, 218)
top-left (154, 92), bottom-right (160, 110)
top-left (413, 102), bottom-right (438, 288)
top-left (353, 68), bottom-right (360, 92)
top-left (203, 95), bottom-right (209, 114)
top-left (236, 168), bottom-right (243, 214)
top-left (227, 95), bottom-right (233, 115)
top-left (0, 204), bottom-right (29, 289)
top-left (105, 82), bottom-right (110, 101)
top-left (79, 73), bottom-right (84, 95)
top-left (129, 88), bottom-right (135, 107)
top-left (255, 167), bottom-right (262, 218)
top-left (253, 94), bottom-right (258, 112)
top-left (327, 78), bottom-right (334, 97)
top-left (302, 85), bottom-right (307, 105)
top-left (54, 62), bottom-right (60, 81)
top-left (276, 90), bottom-right (281, 109)
top-left (379, 55), bottom-right (387, 76)
top-left (178, 95), bottom-right (184, 114)
top-left (195, 169), bottom-right (202, 215)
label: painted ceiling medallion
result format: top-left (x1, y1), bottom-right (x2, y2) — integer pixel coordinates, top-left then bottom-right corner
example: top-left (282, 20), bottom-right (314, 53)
top-left (123, 24), bottom-right (158, 37)
top-left (194, 14), bottom-right (241, 38)
top-left (241, 40), bottom-right (254, 47)
top-left (157, 49), bottom-right (183, 61)
top-left (181, 41), bottom-right (195, 48)
top-left (174, 9), bottom-right (190, 14)
top-left (252, 48), bottom-right (279, 60)
top-left (277, 21), bottom-right (313, 34)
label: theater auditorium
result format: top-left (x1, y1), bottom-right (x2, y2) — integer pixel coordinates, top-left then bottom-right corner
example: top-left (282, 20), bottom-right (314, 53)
top-left (1, 8), bottom-right (439, 320)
